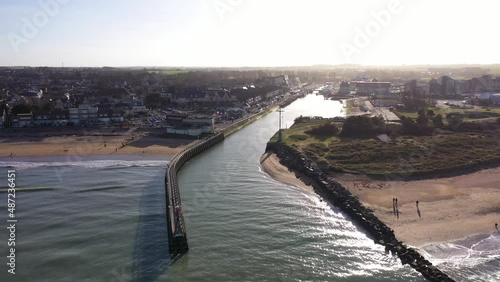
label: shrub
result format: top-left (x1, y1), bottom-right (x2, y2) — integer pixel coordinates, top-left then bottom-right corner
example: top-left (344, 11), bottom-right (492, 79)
top-left (294, 115), bottom-right (310, 123)
top-left (340, 115), bottom-right (385, 136)
top-left (305, 123), bottom-right (339, 137)
top-left (289, 134), bottom-right (308, 141)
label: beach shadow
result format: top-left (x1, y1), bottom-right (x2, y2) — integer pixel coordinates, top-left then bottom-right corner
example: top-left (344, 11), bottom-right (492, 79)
top-left (260, 152), bottom-right (272, 164)
top-left (417, 207), bottom-right (421, 218)
top-left (126, 135), bottom-right (188, 150)
top-left (131, 175), bottom-right (171, 282)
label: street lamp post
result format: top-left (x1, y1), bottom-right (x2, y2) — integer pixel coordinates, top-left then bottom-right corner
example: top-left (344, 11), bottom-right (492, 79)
top-left (278, 106), bottom-right (284, 142)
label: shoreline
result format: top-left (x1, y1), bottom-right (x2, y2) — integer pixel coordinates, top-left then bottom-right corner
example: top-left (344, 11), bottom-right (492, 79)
top-left (0, 153), bottom-right (170, 163)
top-left (0, 130), bottom-right (191, 159)
top-left (260, 152), bottom-right (315, 194)
top-left (260, 151), bottom-right (500, 248)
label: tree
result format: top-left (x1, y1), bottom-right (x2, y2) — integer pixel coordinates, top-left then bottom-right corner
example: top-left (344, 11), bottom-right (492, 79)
top-left (446, 113), bottom-right (463, 130)
top-left (11, 103), bottom-right (31, 115)
top-left (144, 93), bottom-right (164, 109)
top-left (305, 122), bottom-right (339, 137)
top-left (400, 115), bottom-right (432, 135)
top-left (400, 115), bottom-right (416, 132)
top-left (402, 97), bottom-right (427, 110)
top-left (340, 115), bottom-right (385, 136)
top-left (432, 114), bottom-right (444, 128)
top-left (416, 108), bottom-right (429, 125)
top-left (0, 103), bottom-right (8, 114)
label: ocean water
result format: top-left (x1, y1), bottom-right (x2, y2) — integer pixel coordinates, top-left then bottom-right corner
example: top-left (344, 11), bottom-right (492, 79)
top-left (420, 234), bottom-right (500, 282)
top-left (0, 94), bottom-right (495, 281)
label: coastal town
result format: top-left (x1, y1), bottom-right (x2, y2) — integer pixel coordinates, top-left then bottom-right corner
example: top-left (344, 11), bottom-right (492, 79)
top-left (1, 66), bottom-right (499, 162)
top-left (1, 67), bottom-right (499, 131)
top-left (0, 68), bottom-right (302, 131)
top-left (3, 0), bottom-right (500, 281)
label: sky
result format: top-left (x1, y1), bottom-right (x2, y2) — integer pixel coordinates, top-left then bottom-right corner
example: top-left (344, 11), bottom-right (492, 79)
top-left (0, 0), bottom-right (499, 67)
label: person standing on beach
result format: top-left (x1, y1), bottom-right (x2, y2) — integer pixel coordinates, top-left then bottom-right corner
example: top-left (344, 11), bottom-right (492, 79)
top-left (395, 198), bottom-right (399, 219)
top-left (416, 200), bottom-right (421, 218)
top-left (392, 198), bottom-right (396, 216)
top-left (496, 223), bottom-right (499, 232)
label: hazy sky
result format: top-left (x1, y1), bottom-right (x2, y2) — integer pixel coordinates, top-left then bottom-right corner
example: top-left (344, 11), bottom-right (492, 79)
top-left (0, 0), bottom-right (498, 67)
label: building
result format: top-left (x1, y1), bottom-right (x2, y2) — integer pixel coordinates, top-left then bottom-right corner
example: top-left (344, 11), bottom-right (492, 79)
top-left (129, 105), bottom-right (148, 114)
top-left (494, 78), bottom-right (500, 91)
top-left (440, 76), bottom-right (457, 96)
top-left (166, 113), bottom-right (189, 126)
top-left (174, 88), bottom-right (236, 104)
top-left (69, 104), bottom-right (99, 125)
top-left (33, 110), bottom-right (70, 126)
top-left (338, 81), bottom-right (350, 95)
top-left (53, 99), bottom-right (66, 110)
top-left (98, 109), bottom-right (125, 124)
top-left (404, 80), bottom-right (417, 96)
top-left (426, 79), bottom-right (441, 96)
top-left (355, 82), bottom-right (391, 97)
top-left (10, 113), bottom-right (33, 128)
top-left (258, 75), bottom-right (290, 88)
top-left (166, 113), bottom-right (214, 137)
top-left (491, 94), bottom-right (500, 105)
top-left (21, 90), bottom-right (43, 100)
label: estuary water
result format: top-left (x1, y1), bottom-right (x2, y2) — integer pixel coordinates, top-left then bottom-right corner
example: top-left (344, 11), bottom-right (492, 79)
top-left (0, 94), bottom-right (495, 281)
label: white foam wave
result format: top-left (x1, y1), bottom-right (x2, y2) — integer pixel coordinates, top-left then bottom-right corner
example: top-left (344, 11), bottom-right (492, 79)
top-left (420, 233), bottom-right (500, 281)
top-left (0, 160), bottom-right (169, 170)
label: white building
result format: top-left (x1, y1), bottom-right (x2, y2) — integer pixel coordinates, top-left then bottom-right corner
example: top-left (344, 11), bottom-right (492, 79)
top-left (69, 105), bottom-right (99, 125)
top-left (166, 117), bottom-right (215, 137)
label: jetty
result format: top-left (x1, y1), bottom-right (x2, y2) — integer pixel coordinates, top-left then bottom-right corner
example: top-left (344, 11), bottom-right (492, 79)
top-left (165, 92), bottom-right (304, 257)
top-left (165, 133), bottom-right (225, 256)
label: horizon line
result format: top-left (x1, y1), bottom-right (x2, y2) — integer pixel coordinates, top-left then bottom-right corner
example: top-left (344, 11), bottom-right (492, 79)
top-left (2, 63), bottom-right (500, 69)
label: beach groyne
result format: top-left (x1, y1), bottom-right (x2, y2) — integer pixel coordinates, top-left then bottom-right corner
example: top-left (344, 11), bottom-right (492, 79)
top-left (265, 142), bottom-right (456, 282)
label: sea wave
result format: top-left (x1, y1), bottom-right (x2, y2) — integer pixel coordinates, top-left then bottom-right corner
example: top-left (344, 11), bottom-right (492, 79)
top-left (0, 160), bottom-right (169, 170)
top-left (419, 233), bottom-right (500, 282)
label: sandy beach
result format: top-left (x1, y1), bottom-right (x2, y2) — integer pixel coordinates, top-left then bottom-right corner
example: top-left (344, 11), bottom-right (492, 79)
top-left (261, 152), bottom-right (500, 247)
top-left (260, 152), bottom-right (314, 193)
top-left (334, 170), bottom-right (500, 247)
top-left (0, 128), bottom-right (192, 158)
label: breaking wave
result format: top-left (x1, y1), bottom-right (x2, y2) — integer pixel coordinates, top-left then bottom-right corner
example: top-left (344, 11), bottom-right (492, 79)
top-left (419, 233), bottom-right (500, 282)
top-left (0, 160), bottom-right (169, 170)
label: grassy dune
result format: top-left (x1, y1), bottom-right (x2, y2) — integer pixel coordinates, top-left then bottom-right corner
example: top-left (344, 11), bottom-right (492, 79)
top-left (269, 119), bottom-right (500, 178)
